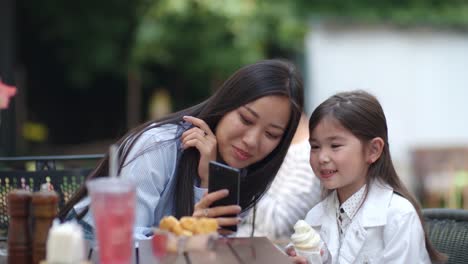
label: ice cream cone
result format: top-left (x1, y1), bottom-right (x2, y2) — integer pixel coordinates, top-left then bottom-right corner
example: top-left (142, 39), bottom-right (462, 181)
top-left (290, 220), bottom-right (323, 263)
top-left (295, 247), bottom-right (322, 264)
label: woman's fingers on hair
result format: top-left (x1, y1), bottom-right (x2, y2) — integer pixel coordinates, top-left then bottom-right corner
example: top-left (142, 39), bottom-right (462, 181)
top-left (181, 127), bottom-right (207, 147)
top-left (181, 117), bottom-right (217, 184)
top-left (183, 137), bottom-right (214, 153)
top-left (181, 127), bottom-right (207, 139)
top-left (182, 138), bottom-right (204, 150)
top-left (194, 189), bottom-right (229, 209)
top-left (180, 127), bottom-right (216, 158)
top-left (182, 116), bottom-right (214, 136)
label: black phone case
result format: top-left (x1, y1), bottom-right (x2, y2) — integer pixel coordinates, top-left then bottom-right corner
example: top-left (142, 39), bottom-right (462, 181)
top-left (208, 161), bottom-right (240, 232)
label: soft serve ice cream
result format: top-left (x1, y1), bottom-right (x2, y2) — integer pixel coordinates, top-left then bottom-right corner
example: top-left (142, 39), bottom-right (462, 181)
top-left (291, 220), bottom-right (320, 250)
top-left (291, 220), bottom-right (323, 263)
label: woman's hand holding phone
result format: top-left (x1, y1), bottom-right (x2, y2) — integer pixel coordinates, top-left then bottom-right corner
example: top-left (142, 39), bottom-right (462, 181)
top-left (207, 161), bottom-right (241, 232)
top-left (193, 190), bottom-right (242, 229)
top-left (181, 116), bottom-right (217, 188)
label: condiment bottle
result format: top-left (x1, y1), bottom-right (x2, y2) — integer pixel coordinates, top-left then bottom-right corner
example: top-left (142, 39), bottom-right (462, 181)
top-left (32, 190), bottom-right (59, 264)
top-left (7, 189), bottom-right (32, 264)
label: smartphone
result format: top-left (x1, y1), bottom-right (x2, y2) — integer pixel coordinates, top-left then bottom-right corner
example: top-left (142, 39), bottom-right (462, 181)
top-left (208, 161), bottom-right (241, 232)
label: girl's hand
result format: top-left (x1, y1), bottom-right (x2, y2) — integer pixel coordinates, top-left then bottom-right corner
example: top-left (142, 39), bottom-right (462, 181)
top-left (286, 246), bottom-right (308, 264)
top-left (193, 190), bottom-right (242, 228)
top-left (181, 116), bottom-right (217, 188)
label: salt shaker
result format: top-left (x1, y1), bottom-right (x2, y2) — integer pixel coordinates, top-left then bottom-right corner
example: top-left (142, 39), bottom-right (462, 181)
top-left (7, 189), bottom-right (33, 264)
top-left (46, 221), bottom-right (86, 264)
top-left (32, 190), bottom-right (59, 264)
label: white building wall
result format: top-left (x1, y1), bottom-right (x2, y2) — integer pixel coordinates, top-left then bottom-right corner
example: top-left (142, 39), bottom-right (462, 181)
top-left (305, 23), bottom-right (468, 191)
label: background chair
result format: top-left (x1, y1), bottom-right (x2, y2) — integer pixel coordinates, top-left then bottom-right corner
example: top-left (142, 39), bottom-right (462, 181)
top-left (423, 208), bottom-right (468, 264)
top-left (0, 154), bottom-right (103, 240)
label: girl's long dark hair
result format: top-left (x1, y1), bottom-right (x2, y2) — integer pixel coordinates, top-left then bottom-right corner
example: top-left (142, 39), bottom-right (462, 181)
top-left (59, 59), bottom-right (304, 221)
top-left (308, 90), bottom-right (446, 263)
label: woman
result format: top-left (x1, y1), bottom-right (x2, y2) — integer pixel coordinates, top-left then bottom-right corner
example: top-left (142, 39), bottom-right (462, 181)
top-left (237, 113), bottom-right (321, 240)
top-left (59, 59), bottom-right (304, 240)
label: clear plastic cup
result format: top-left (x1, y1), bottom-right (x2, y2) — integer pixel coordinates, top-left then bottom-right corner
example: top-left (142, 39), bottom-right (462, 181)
top-left (87, 177), bottom-right (136, 264)
top-left (293, 239), bottom-right (332, 264)
top-left (296, 248), bottom-right (322, 264)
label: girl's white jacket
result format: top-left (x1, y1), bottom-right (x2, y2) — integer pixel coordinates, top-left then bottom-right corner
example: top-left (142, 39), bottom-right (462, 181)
top-left (305, 180), bottom-right (431, 264)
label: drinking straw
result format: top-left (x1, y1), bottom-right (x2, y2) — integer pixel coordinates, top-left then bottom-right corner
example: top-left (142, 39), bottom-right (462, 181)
top-left (109, 144), bottom-right (119, 178)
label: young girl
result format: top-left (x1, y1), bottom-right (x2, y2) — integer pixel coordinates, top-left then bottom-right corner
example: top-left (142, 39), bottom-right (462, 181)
top-left (289, 90), bottom-right (445, 263)
top-left (59, 59), bottom-right (304, 241)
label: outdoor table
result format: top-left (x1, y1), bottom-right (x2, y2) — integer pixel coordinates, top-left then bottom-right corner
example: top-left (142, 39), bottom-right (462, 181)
top-left (87, 237), bottom-right (293, 264)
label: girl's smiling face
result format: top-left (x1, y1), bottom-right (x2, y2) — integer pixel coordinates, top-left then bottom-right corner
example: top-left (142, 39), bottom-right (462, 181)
top-left (216, 95), bottom-right (291, 169)
top-left (309, 116), bottom-right (370, 202)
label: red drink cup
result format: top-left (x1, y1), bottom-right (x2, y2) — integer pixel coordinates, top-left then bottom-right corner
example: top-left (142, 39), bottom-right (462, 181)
top-left (152, 230), bottom-right (168, 259)
top-left (87, 177), bottom-right (136, 264)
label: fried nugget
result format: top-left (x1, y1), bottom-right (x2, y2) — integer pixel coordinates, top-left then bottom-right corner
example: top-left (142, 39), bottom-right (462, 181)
top-left (172, 224), bottom-right (193, 236)
top-left (159, 216), bottom-right (179, 232)
top-left (194, 217), bottom-right (218, 234)
top-left (180, 216), bottom-right (197, 232)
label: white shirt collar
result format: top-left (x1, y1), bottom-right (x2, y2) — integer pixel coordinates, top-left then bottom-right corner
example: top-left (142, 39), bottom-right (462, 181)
top-left (336, 184), bottom-right (367, 220)
top-left (334, 184), bottom-right (367, 238)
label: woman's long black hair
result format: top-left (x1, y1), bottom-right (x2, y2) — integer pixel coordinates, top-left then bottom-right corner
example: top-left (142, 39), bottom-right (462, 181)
top-left (59, 59), bottom-right (304, 221)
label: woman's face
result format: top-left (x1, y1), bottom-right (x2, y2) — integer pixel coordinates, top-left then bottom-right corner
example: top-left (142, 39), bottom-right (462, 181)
top-left (216, 95), bottom-right (291, 169)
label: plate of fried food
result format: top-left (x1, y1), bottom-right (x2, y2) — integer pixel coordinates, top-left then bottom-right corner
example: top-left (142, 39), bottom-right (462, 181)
top-left (153, 216), bottom-right (219, 254)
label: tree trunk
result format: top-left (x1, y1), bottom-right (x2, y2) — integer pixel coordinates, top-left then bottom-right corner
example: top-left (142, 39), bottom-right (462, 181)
top-left (0, 0), bottom-right (16, 155)
top-left (127, 70), bottom-right (141, 130)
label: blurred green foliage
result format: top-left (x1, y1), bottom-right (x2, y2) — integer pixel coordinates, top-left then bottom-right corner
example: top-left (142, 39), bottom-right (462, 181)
top-left (130, 0), bottom-right (306, 108)
top-left (294, 0), bottom-right (468, 28)
top-left (131, 0), bottom-right (306, 70)
top-left (19, 0), bottom-right (144, 87)
top-left (23, 0), bottom-right (468, 108)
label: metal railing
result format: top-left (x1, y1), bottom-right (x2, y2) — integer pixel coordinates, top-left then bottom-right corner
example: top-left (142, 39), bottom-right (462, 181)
top-left (0, 154), bottom-right (105, 170)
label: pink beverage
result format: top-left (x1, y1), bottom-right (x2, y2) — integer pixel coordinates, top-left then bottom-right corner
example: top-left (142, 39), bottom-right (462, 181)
top-left (152, 231), bottom-right (168, 259)
top-left (87, 178), bottom-right (136, 264)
